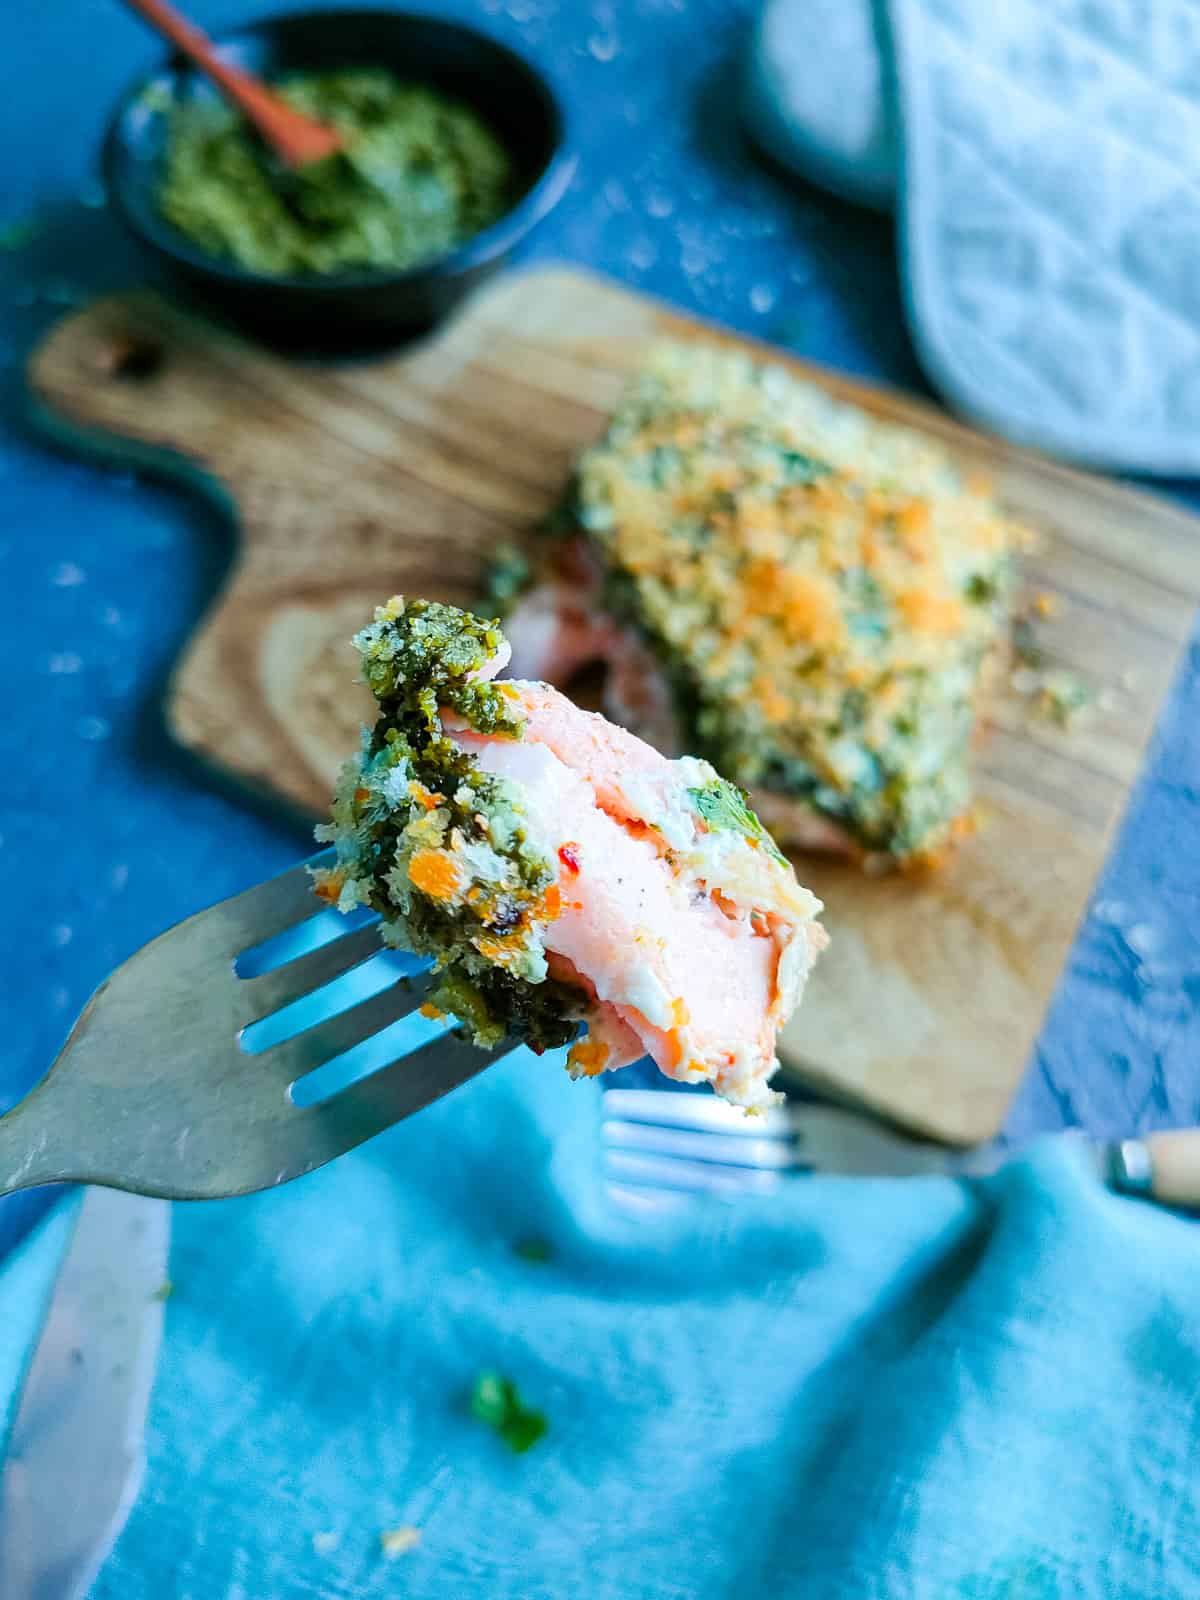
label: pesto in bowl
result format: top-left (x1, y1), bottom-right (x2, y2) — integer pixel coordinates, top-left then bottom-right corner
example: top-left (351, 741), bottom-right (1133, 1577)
top-left (158, 69), bottom-right (514, 278)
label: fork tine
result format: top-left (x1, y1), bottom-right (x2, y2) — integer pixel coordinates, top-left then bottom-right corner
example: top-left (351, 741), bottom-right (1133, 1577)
top-left (601, 1087), bottom-right (795, 1137)
top-left (286, 1031), bottom-right (515, 1168)
top-left (606, 1183), bottom-right (691, 1217)
top-left (603, 1148), bottom-right (782, 1195)
top-left (257, 969), bottom-right (435, 1083)
top-left (236, 923), bottom-right (388, 1023)
top-left (602, 1119), bottom-right (800, 1170)
top-left (210, 856), bottom-right (330, 955)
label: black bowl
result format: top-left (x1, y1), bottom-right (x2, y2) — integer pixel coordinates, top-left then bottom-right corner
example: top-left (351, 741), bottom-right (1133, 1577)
top-left (103, 8), bottom-right (574, 348)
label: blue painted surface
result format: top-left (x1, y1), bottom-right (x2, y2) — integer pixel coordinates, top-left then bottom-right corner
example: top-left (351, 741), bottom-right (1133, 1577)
top-left (2, 0), bottom-right (1200, 1270)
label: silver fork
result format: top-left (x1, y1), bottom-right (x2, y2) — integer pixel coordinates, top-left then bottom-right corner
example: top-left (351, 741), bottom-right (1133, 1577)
top-left (0, 853), bottom-right (511, 1200)
top-left (11, 857), bottom-right (1200, 1210)
top-left (600, 1087), bottom-right (1200, 1215)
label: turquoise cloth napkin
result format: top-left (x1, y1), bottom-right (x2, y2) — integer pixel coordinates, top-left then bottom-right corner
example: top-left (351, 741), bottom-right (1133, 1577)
top-left (85, 1050), bottom-right (1200, 1599)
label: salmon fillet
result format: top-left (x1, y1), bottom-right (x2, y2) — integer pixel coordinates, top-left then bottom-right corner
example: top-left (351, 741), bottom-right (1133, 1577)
top-left (316, 597), bottom-right (826, 1109)
top-left (505, 541), bottom-right (855, 856)
top-left (499, 341), bottom-right (1027, 868)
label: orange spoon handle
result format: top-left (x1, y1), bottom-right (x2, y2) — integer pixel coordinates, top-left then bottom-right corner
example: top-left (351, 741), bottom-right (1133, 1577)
top-left (121, 0), bottom-right (343, 167)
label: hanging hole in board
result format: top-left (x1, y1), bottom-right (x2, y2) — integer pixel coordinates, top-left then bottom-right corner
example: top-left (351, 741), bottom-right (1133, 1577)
top-left (98, 333), bottom-right (166, 381)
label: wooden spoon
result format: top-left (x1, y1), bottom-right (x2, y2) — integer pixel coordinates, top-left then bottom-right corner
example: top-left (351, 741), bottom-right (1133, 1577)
top-left (121, 0), bottom-right (344, 168)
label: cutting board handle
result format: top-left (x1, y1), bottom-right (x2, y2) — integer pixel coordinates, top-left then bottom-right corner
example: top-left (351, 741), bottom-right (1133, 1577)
top-left (29, 293), bottom-right (262, 488)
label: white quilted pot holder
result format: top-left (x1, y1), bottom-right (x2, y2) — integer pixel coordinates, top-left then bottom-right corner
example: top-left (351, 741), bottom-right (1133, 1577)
top-left (744, 0), bottom-right (1200, 475)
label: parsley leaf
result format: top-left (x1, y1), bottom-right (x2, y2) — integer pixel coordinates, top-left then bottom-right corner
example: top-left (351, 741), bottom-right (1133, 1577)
top-left (687, 779), bottom-right (787, 864)
top-left (513, 1237), bottom-right (553, 1263)
top-left (469, 1371), bottom-right (548, 1454)
top-left (780, 449), bottom-right (832, 485)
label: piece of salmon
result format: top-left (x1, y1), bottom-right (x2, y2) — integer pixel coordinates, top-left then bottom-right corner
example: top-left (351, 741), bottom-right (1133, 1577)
top-left (321, 596), bottom-right (826, 1110)
top-left (502, 340), bottom-right (1026, 868)
top-left (449, 663), bottom-right (826, 1108)
top-left (504, 544), bottom-right (854, 857)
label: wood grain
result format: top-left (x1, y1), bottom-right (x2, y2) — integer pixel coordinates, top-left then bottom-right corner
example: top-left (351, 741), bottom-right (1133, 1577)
top-left (28, 266), bottom-right (1200, 1142)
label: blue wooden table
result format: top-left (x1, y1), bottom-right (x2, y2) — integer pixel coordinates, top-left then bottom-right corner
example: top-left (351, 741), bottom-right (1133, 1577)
top-left (4, 0), bottom-right (1200, 1260)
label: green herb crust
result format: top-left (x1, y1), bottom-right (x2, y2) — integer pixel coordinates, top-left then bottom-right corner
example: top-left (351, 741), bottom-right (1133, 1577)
top-left (543, 342), bottom-right (1024, 863)
top-left (315, 598), bottom-right (580, 1054)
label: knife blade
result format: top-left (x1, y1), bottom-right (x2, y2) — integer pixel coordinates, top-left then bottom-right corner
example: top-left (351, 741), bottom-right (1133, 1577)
top-left (0, 1187), bottom-right (170, 1600)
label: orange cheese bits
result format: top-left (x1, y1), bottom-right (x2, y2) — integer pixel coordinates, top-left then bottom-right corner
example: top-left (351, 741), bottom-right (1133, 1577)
top-left (407, 848), bottom-right (465, 902)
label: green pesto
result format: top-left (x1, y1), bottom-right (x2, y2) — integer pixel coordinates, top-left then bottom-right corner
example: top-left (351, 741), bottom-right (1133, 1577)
top-left (159, 70), bottom-right (513, 278)
top-left (318, 599), bottom-right (583, 1055)
top-left (355, 598), bottom-right (522, 733)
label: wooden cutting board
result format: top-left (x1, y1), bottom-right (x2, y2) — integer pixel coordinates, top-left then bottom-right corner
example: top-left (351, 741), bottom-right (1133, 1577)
top-left (28, 265), bottom-right (1200, 1143)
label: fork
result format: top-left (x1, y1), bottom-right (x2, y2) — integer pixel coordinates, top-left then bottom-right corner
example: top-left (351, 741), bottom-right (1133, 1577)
top-left (600, 1088), bottom-right (1200, 1215)
top-left (0, 853), bottom-right (511, 1201)
top-left (11, 854), bottom-right (1200, 1209)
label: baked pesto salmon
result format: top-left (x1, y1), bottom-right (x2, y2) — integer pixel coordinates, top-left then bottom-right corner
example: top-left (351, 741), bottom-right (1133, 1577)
top-left (314, 597), bottom-right (826, 1109)
top-left (502, 341), bottom-right (1026, 868)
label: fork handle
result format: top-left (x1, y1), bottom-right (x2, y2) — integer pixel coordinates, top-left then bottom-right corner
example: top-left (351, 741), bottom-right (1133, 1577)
top-left (1112, 1131), bottom-right (1200, 1212)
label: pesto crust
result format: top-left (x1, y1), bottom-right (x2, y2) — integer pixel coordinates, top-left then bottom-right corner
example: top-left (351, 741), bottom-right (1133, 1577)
top-left (314, 598), bottom-right (580, 1054)
top-left (550, 342), bottom-right (1025, 862)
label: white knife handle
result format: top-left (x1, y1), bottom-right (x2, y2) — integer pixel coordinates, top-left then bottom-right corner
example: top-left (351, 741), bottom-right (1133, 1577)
top-left (1112, 1130), bottom-right (1200, 1211)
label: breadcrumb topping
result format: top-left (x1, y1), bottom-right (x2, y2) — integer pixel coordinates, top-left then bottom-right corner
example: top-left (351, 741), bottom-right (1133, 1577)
top-left (566, 341), bottom-right (1026, 861)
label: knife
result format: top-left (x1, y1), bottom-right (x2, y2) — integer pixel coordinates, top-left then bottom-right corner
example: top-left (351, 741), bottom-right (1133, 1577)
top-left (0, 1187), bottom-right (170, 1600)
